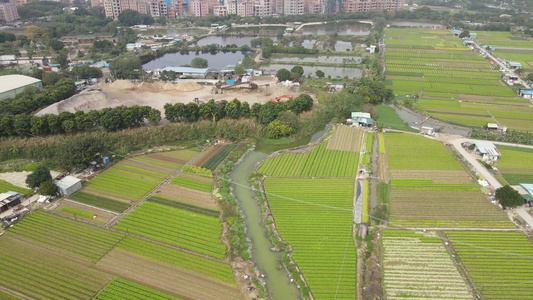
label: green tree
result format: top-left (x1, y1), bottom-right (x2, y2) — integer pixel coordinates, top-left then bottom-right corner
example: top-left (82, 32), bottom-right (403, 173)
top-left (458, 30), bottom-right (470, 38)
top-left (234, 64), bottom-right (246, 76)
top-left (48, 39), bottom-right (64, 52)
top-left (239, 102), bottom-right (251, 118)
top-left (241, 55), bottom-right (255, 69)
top-left (526, 73), bottom-right (533, 82)
top-left (148, 108), bottom-right (161, 125)
top-left (55, 48), bottom-right (70, 70)
top-left (267, 120), bottom-right (292, 138)
top-left (290, 66), bottom-right (304, 79)
top-left (184, 102), bottom-right (199, 122)
top-left (118, 9), bottom-right (153, 26)
top-left (110, 55), bottom-right (142, 79)
top-left (38, 180), bottom-right (57, 196)
top-left (191, 57), bottom-right (208, 68)
top-left (160, 70), bottom-right (176, 82)
top-left (225, 99), bottom-right (241, 119)
top-left (276, 68), bottom-right (291, 82)
top-left (316, 70), bottom-right (325, 78)
top-left (26, 165), bottom-right (52, 189)
top-left (495, 185), bottom-right (524, 208)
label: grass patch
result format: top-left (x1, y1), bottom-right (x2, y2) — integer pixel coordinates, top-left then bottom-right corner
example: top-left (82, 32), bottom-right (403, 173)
top-left (376, 105), bottom-right (418, 132)
top-left (61, 207), bottom-right (95, 219)
top-left (378, 182), bottom-right (388, 204)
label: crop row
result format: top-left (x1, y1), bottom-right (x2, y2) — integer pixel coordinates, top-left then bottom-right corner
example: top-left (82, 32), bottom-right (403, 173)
top-left (0, 238), bottom-right (112, 300)
top-left (147, 196), bottom-right (219, 218)
top-left (382, 231), bottom-right (472, 299)
top-left (446, 231), bottom-right (533, 299)
top-left (170, 177), bottom-right (212, 192)
top-left (202, 144), bottom-right (236, 170)
top-left (116, 236), bottom-right (235, 285)
top-left (68, 192), bottom-right (130, 212)
top-left (85, 168), bottom-right (162, 200)
top-left (378, 134), bottom-right (385, 153)
top-left (387, 75), bottom-right (499, 86)
top-left (113, 202), bottom-right (226, 259)
top-left (263, 178), bottom-right (356, 299)
top-left (0, 180), bottom-right (31, 195)
top-left (8, 211), bottom-right (124, 262)
top-left (61, 207), bottom-right (95, 219)
top-left (115, 163), bottom-right (169, 177)
top-left (95, 278), bottom-right (181, 300)
top-left (258, 142), bottom-right (358, 178)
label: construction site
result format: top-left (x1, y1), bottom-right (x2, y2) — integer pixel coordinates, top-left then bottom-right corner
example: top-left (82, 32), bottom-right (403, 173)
top-left (37, 76), bottom-right (304, 117)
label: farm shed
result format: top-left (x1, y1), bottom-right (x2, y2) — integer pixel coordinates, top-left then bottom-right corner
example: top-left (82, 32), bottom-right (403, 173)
top-left (0, 75), bottom-right (43, 100)
top-left (469, 32), bottom-right (477, 38)
top-left (506, 61), bottom-right (522, 69)
top-left (473, 141), bottom-right (501, 161)
top-left (486, 123), bottom-right (499, 130)
top-left (351, 112), bottom-right (374, 127)
top-left (55, 176), bottom-right (82, 196)
top-left (419, 126), bottom-right (434, 135)
top-left (518, 89), bottom-right (533, 99)
top-left (0, 192), bottom-right (23, 213)
top-left (156, 67), bottom-right (210, 78)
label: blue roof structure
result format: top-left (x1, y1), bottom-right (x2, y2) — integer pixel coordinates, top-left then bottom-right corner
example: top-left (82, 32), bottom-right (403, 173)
top-left (520, 89), bottom-right (533, 95)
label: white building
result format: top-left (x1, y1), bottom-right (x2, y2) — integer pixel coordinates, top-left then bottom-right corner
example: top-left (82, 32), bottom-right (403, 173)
top-left (473, 141), bottom-right (501, 161)
top-left (55, 176), bottom-right (82, 196)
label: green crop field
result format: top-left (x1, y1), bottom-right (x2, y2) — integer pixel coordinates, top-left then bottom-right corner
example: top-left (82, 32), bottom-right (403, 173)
top-left (382, 230), bottom-right (472, 299)
top-left (495, 146), bottom-right (533, 184)
top-left (95, 277), bottom-right (181, 300)
top-left (385, 133), bottom-right (462, 170)
top-left (263, 178), bottom-right (356, 299)
top-left (378, 134), bottom-right (385, 153)
top-left (202, 144), bottom-right (236, 170)
top-left (0, 237), bottom-right (113, 300)
top-left (376, 105), bottom-right (417, 132)
top-left (475, 31), bottom-right (533, 48)
top-left (69, 192), bottom-right (130, 212)
top-left (384, 28), bottom-right (533, 130)
top-left (446, 231), bottom-right (533, 299)
top-left (258, 142), bottom-right (359, 177)
top-left (61, 207), bottom-right (95, 219)
top-left (113, 202), bottom-right (226, 259)
top-left (171, 176), bottom-right (213, 192)
top-left (385, 133), bottom-right (513, 228)
top-left (147, 195), bottom-right (219, 218)
top-left (116, 237), bottom-right (235, 286)
top-left (8, 211), bottom-right (125, 262)
top-left (0, 179), bottom-right (31, 195)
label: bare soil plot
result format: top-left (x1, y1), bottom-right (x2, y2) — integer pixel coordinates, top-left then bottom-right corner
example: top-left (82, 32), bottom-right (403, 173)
top-left (326, 125), bottom-right (363, 152)
top-left (176, 173), bottom-right (215, 184)
top-left (52, 200), bottom-right (117, 226)
top-left (191, 145), bottom-right (223, 167)
top-left (98, 249), bottom-right (241, 300)
top-left (158, 184), bottom-right (217, 210)
top-left (82, 189), bottom-right (133, 204)
top-left (389, 170), bottom-right (473, 183)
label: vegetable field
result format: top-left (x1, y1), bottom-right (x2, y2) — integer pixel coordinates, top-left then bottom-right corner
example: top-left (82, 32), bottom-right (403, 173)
top-left (0, 179), bottom-right (31, 195)
top-left (116, 237), bottom-right (235, 286)
top-left (95, 278), bottom-right (181, 300)
top-left (385, 133), bottom-right (512, 228)
top-left (263, 178), bottom-right (356, 299)
top-left (446, 231), bottom-right (533, 299)
top-left (376, 105), bottom-right (418, 132)
top-left (8, 211), bottom-right (125, 262)
top-left (171, 174), bottom-right (213, 192)
top-left (382, 230), bottom-right (472, 299)
top-left (61, 207), bottom-right (95, 219)
top-left (113, 202), bottom-right (226, 259)
top-left (326, 125), bottom-right (363, 152)
top-left (496, 145), bottom-right (533, 185)
top-left (258, 142), bottom-right (359, 177)
top-left (68, 192), bottom-right (130, 212)
top-left (202, 144), bottom-right (236, 170)
top-left (0, 237), bottom-right (113, 300)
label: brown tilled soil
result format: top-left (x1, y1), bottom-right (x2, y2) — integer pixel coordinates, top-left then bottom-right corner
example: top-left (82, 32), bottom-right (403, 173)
top-left (98, 249), bottom-right (241, 300)
top-left (117, 160), bottom-right (174, 175)
top-left (191, 145), bottom-right (222, 167)
top-left (326, 125), bottom-right (362, 152)
top-left (159, 184), bottom-right (217, 210)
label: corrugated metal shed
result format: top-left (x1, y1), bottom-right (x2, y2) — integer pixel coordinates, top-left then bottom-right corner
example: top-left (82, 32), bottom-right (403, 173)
top-left (474, 141), bottom-right (501, 157)
top-left (55, 176), bottom-right (82, 196)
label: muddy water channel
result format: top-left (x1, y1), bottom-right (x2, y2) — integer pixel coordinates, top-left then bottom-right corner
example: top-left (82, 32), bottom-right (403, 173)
top-left (230, 126), bottom-right (329, 299)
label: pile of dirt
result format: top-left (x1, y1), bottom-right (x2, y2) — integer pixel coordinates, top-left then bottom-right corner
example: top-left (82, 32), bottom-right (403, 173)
top-left (109, 80), bottom-right (137, 90)
top-left (176, 82), bottom-right (203, 92)
top-left (36, 91), bottom-right (120, 116)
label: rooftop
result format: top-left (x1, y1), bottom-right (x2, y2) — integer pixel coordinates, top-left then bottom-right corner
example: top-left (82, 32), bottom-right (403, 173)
top-left (520, 184), bottom-right (533, 196)
top-left (520, 89), bottom-right (533, 95)
top-left (474, 141), bottom-right (501, 156)
top-left (55, 176), bottom-right (81, 189)
top-left (161, 66), bottom-right (210, 74)
top-left (0, 75), bottom-right (42, 95)
top-left (351, 112), bottom-right (372, 119)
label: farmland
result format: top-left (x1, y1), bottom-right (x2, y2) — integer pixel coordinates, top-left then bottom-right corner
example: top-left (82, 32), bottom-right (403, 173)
top-left (113, 202), bottom-right (226, 259)
top-left (446, 231), bottom-right (533, 299)
top-left (0, 179), bottom-right (31, 194)
top-left (68, 192), bottom-right (130, 212)
top-left (171, 173), bottom-right (213, 192)
top-left (202, 144), bottom-right (236, 170)
top-left (495, 145), bottom-right (533, 184)
top-left (95, 278), bottom-right (182, 300)
top-left (385, 133), bottom-right (513, 228)
top-left (0, 237), bottom-right (113, 300)
top-left (382, 230), bottom-right (472, 299)
top-left (258, 126), bottom-right (362, 178)
top-left (53, 200), bottom-right (117, 225)
top-left (384, 28), bottom-right (533, 130)
top-left (376, 105), bottom-right (417, 132)
top-left (263, 178), bottom-right (356, 299)
top-left (326, 125), bottom-right (363, 152)
top-left (8, 211), bottom-right (125, 262)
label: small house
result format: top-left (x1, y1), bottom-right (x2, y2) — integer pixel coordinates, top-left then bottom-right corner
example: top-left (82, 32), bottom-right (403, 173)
top-left (0, 192), bottom-right (23, 213)
top-left (506, 61), bottom-right (522, 69)
top-left (518, 89), bottom-right (533, 99)
top-left (473, 141), bottom-right (501, 161)
top-left (351, 112), bottom-right (374, 127)
top-left (451, 30), bottom-right (461, 36)
top-left (420, 126), bottom-right (434, 135)
top-left (55, 176), bottom-right (82, 196)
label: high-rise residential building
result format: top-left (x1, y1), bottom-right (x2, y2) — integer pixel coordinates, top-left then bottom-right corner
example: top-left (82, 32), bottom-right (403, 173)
top-left (305, 0), bottom-right (321, 14)
top-left (189, 0), bottom-right (209, 16)
top-left (104, 0), bottom-right (121, 18)
top-left (343, 0), bottom-right (403, 12)
top-left (0, 3), bottom-right (20, 22)
top-left (283, 0), bottom-right (304, 15)
top-left (213, 5), bottom-right (227, 16)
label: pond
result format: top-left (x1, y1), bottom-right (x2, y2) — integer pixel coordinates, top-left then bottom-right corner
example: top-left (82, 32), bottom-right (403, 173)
top-left (299, 21), bottom-right (371, 36)
top-left (265, 63), bottom-right (363, 79)
top-left (142, 51), bottom-right (246, 70)
top-left (335, 41), bottom-right (354, 52)
top-left (271, 54), bottom-right (361, 64)
top-left (196, 36), bottom-right (277, 47)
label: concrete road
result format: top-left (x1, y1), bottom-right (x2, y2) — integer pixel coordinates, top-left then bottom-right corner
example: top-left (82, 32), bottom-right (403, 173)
top-left (448, 137), bottom-right (533, 227)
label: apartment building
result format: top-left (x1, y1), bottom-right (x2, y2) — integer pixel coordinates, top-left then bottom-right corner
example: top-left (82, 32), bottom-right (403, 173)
top-left (343, 0), bottom-right (403, 12)
top-left (0, 3), bottom-right (20, 22)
